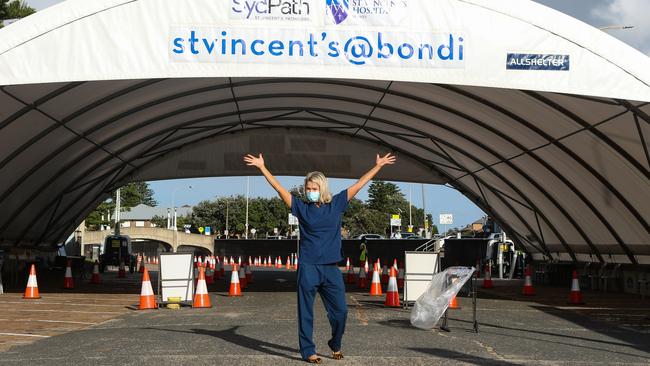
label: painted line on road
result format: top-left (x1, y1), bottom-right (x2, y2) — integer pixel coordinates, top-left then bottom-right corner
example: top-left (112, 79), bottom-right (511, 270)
top-left (4, 309), bottom-right (123, 314)
top-left (0, 332), bottom-right (50, 338)
top-left (0, 318), bottom-right (97, 325)
top-left (0, 301), bottom-right (127, 307)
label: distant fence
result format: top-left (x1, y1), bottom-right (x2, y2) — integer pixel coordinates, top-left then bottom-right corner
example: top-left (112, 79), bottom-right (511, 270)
top-left (213, 239), bottom-right (429, 265)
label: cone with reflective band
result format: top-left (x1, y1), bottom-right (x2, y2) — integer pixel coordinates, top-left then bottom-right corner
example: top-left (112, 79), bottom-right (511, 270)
top-left (205, 257), bottom-right (214, 285)
top-left (568, 270), bottom-right (584, 305)
top-left (91, 260), bottom-right (101, 284)
top-left (345, 258), bottom-right (350, 272)
top-left (385, 267), bottom-right (400, 307)
top-left (248, 256), bottom-right (253, 267)
top-left (482, 264), bottom-right (494, 289)
top-left (370, 265), bottom-right (383, 296)
top-left (393, 258), bottom-right (398, 271)
top-left (347, 265), bottom-right (356, 284)
top-left (286, 256), bottom-right (291, 270)
top-left (397, 267), bottom-right (404, 289)
top-left (358, 265), bottom-right (368, 289)
top-left (229, 265), bottom-right (242, 296)
top-left (239, 265), bottom-right (247, 289)
top-left (118, 260), bottom-right (126, 278)
top-left (23, 264), bottom-right (41, 299)
top-left (245, 264), bottom-right (253, 283)
top-left (293, 254), bottom-right (299, 270)
top-left (64, 259), bottom-right (74, 289)
top-left (381, 265), bottom-right (389, 284)
top-left (193, 266), bottom-right (212, 308)
top-left (449, 295), bottom-right (460, 309)
top-left (522, 265), bottom-right (535, 295)
top-left (139, 267), bottom-right (157, 310)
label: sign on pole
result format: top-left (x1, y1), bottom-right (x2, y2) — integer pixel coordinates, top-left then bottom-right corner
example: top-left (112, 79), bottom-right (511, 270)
top-left (390, 214), bottom-right (401, 226)
top-left (439, 214), bottom-right (453, 225)
top-left (198, 226), bottom-right (204, 234)
top-left (288, 213), bottom-right (299, 226)
top-left (204, 226), bottom-right (211, 236)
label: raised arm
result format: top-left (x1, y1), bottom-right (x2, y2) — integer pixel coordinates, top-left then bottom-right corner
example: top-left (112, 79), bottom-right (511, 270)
top-left (347, 153), bottom-right (397, 201)
top-left (243, 153), bottom-right (292, 208)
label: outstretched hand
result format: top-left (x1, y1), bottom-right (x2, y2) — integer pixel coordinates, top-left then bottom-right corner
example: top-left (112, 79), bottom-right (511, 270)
top-left (376, 152), bottom-right (396, 167)
top-left (244, 153), bottom-right (265, 169)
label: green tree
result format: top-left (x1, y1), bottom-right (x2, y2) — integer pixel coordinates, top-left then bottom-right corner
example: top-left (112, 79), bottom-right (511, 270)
top-left (85, 181), bottom-right (157, 230)
top-left (0, 0), bottom-right (9, 22)
top-left (6, 0), bottom-right (34, 17)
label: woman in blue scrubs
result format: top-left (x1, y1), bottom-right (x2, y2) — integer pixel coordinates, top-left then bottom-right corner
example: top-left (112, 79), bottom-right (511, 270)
top-left (244, 152), bottom-right (396, 363)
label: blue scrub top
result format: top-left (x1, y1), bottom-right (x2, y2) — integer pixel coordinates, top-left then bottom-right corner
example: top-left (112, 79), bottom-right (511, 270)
top-left (291, 189), bottom-right (349, 264)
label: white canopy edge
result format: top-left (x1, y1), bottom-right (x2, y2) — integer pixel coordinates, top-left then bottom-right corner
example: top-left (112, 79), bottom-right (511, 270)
top-left (0, 0), bottom-right (649, 101)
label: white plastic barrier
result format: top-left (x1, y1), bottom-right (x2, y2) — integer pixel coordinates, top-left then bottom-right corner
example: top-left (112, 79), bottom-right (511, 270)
top-left (404, 251), bottom-right (440, 304)
top-left (158, 253), bottom-right (195, 305)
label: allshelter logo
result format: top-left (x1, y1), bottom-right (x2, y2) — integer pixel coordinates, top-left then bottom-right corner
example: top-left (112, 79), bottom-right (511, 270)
top-left (326, 0), bottom-right (349, 24)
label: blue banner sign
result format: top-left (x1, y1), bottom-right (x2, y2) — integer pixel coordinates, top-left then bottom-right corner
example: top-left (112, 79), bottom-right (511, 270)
top-left (506, 53), bottom-right (569, 71)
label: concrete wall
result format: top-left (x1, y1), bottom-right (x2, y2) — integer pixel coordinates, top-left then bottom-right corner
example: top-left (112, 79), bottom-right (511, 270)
top-left (213, 239), bottom-right (429, 265)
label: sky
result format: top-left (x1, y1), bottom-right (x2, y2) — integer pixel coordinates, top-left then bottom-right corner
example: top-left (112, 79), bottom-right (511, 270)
top-left (20, 0), bottom-right (650, 228)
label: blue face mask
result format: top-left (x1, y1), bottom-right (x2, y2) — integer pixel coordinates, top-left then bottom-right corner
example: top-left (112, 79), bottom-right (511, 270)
top-left (307, 191), bottom-right (320, 202)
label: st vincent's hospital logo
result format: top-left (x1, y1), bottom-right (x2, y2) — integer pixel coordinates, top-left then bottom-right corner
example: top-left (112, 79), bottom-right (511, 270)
top-left (326, 0), bottom-right (410, 25)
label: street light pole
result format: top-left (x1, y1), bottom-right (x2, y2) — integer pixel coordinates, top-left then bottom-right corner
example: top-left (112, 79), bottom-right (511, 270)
top-left (225, 197), bottom-right (229, 239)
top-left (171, 185), bottom-right (192, 252)
top-left (245, 177), bottom-right (250, 239)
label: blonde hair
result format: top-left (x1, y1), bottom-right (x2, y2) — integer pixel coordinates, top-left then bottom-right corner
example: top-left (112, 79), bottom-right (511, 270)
top-left (304, 171), bottom-right (333, 204)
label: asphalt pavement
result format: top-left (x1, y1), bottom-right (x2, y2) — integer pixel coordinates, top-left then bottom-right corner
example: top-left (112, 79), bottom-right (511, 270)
top-left (1, 267), bottom-right (649, 365)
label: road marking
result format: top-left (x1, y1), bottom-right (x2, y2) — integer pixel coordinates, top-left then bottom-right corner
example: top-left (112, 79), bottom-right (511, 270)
top-left (4, 309), bottom-right (123, 314)
top-left (349, 295), bottom-right (368, 326)
top-left (0, 319), bottom-right (97, 325)
top-left (0, 301), bottom-right (126, 307)
top-left (0, 332), bottom-right (50, 338)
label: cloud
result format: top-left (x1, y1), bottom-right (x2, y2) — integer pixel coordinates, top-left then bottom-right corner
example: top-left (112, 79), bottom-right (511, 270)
top-left (591, 0), bottom-right (650, 55)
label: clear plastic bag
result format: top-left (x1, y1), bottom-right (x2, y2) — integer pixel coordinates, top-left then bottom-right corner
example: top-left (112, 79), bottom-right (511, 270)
top-left (410, 266), bottom-right (475, 330)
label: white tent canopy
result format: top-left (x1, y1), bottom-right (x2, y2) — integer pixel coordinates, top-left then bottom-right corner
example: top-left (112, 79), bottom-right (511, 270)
top-left (0, 0), bottom-right (649, 264)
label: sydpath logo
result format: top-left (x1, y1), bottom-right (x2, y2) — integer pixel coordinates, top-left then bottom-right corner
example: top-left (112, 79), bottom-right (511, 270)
top-left (231, 0), bottom-right (311, 21)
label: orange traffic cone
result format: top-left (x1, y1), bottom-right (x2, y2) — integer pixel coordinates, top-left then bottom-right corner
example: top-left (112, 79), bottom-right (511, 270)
top-left (482, 264), bottom-right (494, 289)
top-left (23, 264), bottom-right (41, 299)
top-left (205, 258), bottom-right (214, 285)
top-left (397, 266), bottom-right (404, 289)
top-left (381, 265), bottom-right (389, 284)
top-left (393, 258), bottom-right (398, 270)
top-left (229, 265), bottom-right (242, 296)
top-left (345, 257), bottom-right (350, 272)
top-left (91, 260), bottom-right (101, 284)
top-left (358, 266), bottom-right (368, 289)
top-left (239, 265), bottom-right (247, 289)
top-left (385, 267), bottom-right (400, 307)
top-left (347, 264), bottom-right (356, 284)
top-left (522, 265), bottom-right (535, 296)
top-left (286, 256), bottom-right (291, 270)
top-left (138, 268), bottom-right (157, 310)
top-left (193, 266), bottom-right (212, 308)
top-left (118, 260), bottom-right (126, 278)
top-left (370, 263), bottom-right (383, 296)
top-left (293, 254), bottom-right (298, 270)
top-left (449, 295), bottom-right (460, 309)
top-left (245, 264), bottom-right (253, 284)
top-left (568, 270), bottom-right (584, 305)
top-left (63, 259), bottom-right (74, 289)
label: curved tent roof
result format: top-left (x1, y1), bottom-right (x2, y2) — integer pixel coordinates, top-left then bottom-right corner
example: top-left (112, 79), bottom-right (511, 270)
top-left (0, 0), bottom-right (649, 264)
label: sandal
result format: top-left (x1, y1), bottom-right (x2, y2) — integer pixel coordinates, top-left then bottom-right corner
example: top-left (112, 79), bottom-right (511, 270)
top-left (332, 351), bottom-right (344, 360)
top-left (306, 355), bottom-right (322, 364)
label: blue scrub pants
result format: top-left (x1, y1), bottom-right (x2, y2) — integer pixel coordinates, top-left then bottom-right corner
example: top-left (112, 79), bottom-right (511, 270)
top-left (297, 263), bottom-right (348, 360)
